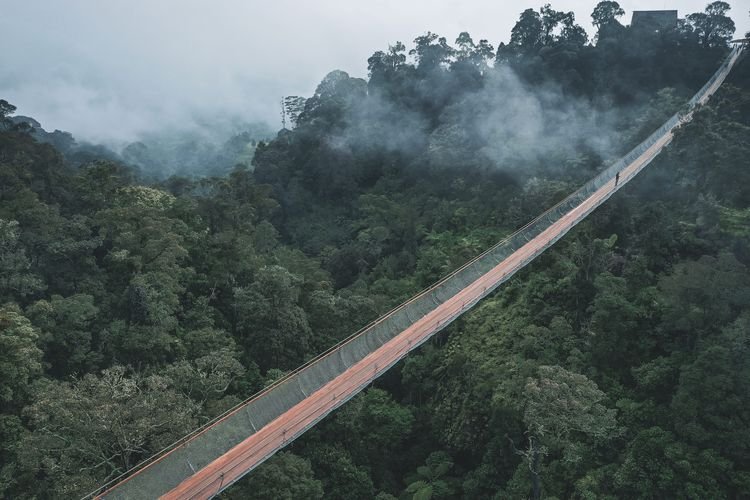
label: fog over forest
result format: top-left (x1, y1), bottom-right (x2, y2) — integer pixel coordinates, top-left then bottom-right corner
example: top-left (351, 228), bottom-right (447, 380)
top-left (2, 0), bottom-right (748, 146)
top-left (1, 1), bottom-right (750, 498)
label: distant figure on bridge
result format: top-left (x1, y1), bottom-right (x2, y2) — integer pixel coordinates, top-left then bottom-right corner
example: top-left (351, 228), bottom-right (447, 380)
top-left (615, 172), bottom-right (620, 186)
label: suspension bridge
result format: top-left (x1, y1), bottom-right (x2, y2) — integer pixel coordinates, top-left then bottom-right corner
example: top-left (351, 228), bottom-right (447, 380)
top-left (90, 44), bottom-right (744, 499)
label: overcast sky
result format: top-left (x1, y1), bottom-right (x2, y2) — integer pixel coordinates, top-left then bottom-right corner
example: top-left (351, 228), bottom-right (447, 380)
top-left (2, 0), bottom-right (748, 145)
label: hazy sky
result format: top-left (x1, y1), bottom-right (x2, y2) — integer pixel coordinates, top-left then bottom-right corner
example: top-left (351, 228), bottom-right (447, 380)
top-left (2, 0), bottom-right (748, 145)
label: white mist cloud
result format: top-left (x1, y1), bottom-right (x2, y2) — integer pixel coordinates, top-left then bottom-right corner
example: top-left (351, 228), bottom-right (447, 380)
top-left (2, 0), bottom-right (747, 145)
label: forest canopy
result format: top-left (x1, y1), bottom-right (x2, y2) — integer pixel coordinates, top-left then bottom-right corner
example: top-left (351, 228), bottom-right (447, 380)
top-left (1, 2), bottom-right (748, 499)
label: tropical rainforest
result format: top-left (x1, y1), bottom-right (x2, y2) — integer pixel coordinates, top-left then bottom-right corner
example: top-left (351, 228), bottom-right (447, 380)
top-left (1, 2), bottom-right (749, 499)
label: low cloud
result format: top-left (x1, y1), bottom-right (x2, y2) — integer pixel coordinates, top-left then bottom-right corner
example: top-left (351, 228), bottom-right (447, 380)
top-left (1, 0), bottom-right (745, 146)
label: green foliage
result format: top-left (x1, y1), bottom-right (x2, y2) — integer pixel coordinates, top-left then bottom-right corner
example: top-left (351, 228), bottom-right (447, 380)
top-left (613, 427), bottom-right (732, 498)
top-left (329, 388), bottom-right (415, 463)
top-left (686, 1), bottom-right (736, 48)
top-left (658, 252), bottom-right (750, 340)
top-left (404, 451), bottom-right (457, 499)
top-left (0, 3), bottom-right (748, 498)
top-left (234, 265), bottom-right (312, 370)
top-left (523, 366), bottom-right (619, 461)
top-left (307, 445), bottom-right (374, 500)
top-left (670, 314), bottom-right (750, 468)
top-left (591, 1), bottom-right (624, 29)
top-left (0, 305), bottom-right (43, 404)
top-left (15, 366), bottom-right (198, 497)
top-left (0, 219), bottom-right (44, 301)
top-left (161, 347), bottom-right (246, 407)
top-left (0, 100), bottom-right (16, 130)
top-left (27, 293), bottom-right (101, 376)
top-left (223, 452), bottom-right (323, 500)
top-left (508, 365), bottom-right (619, 498)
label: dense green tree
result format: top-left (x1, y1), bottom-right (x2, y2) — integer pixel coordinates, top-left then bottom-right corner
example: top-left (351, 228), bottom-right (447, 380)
top-left (508, 8), bottom-right (544, 52)
top-left (224, 452), bottom-right (323, 500)
top-left (515, 365), bottom-right (619, 499)
top-left (320, 387), bottom-right (415, 488)
top-left (613, 427), bottom-right (732, 498)
top-left (71, 160), bottom-right (134, 213)
top-left (687, 1), bottom-right (736, 48)
top-left (540, 4), bottom-right (569, 44)
top-left (161, 347), bottom-right (246, 408)
top-left (587, 271), bottom-right (656, 379)
top-left (0, 305), bottom-right (43, 405)
top-left (0, 413), bottom-right (25, 497)
top-left (0, 219), bottom-right (44, 302)
top-left (0, 100), bottom-right (15, 130)
top-left (234, 265), bottom-right (312, 370)
top-left (658, 252), bottom-right (750, 346)
top-left (26, 294), bottom-right (101, 376)
top-left (410, 32), bottom-right (454, 72)
top-left (305, 288), bottom-right (377, 350)
top-left (331, 388), bottom-right (415, 457)
top-left (307, 445), bottom-right (374, 500)
top-left (15, 366), bottom-right (198, 497)
top-left (591, 1), bottom-right (624, 29)
top-left (404, 451), bottom-right (457, 500)
top-left (298, 70), bottom-right (367, 128)
top-left (670, 314), bottom-right (750, 472)
top-left (367, 41), bottom-right (409, 89)
top-left (283, 96), bottom-right (307, 129)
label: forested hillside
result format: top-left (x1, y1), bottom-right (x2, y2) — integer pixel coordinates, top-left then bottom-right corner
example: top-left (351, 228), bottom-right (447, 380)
top-left (1, 2), bottom-right (748, 499)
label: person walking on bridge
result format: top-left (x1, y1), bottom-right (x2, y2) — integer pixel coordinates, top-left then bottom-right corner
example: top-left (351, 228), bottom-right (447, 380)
top-left (615, 171), bottom-right (620, 187)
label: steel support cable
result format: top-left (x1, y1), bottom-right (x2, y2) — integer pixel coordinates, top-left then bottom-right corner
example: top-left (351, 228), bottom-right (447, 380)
top-left (88, 45), bottom-right (743, 500)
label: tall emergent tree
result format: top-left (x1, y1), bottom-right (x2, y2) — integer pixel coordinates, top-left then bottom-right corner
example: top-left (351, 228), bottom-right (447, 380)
top-left (687, 1), bottom-right (736, 47)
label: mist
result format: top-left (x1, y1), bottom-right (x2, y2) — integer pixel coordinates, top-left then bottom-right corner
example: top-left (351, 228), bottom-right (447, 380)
top-left (2, 0), bottom-right (747, 149)
top-left (320, 64), bottom-right (642, 190)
